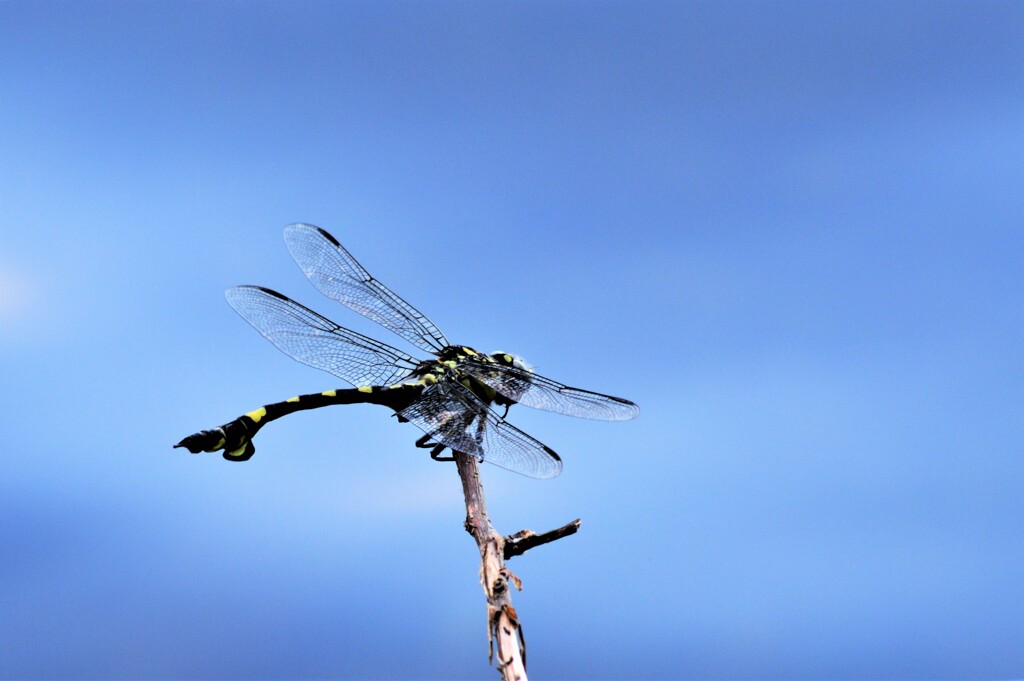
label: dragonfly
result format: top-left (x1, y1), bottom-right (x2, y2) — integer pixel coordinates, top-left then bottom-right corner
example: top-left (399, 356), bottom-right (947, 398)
top-left (175, 224), bottom-right (638, 478)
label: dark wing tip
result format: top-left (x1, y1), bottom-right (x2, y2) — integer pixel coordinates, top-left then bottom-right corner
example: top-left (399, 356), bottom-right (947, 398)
top-left (283, 222), bottom-right (341, 247)
top-left (617, 398), bottom-right (640, 419)
top-left (315, 227), bottom-right (341, 246)
top-left (602, 394), bottom-right (640, 420)
top-left (224, 285), bottom-right (288, 300)
top-left (538, 446), bottom-right (563, 479)
top-left (259, 286), bottom-right (289, 300)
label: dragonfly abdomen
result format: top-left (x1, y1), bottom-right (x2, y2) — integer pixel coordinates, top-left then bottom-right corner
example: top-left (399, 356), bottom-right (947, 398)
top-left (175, 382), bottom-right (429, 461)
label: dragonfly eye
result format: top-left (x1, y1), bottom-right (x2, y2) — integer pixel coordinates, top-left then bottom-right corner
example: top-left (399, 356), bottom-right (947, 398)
top-left (490, 351), bottom-right (533, 373)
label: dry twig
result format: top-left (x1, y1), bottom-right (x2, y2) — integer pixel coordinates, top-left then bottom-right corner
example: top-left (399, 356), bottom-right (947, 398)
top-left (453, 452), bottom-right (580, 680)
top-left (504, 519), bottom-right (581, 560)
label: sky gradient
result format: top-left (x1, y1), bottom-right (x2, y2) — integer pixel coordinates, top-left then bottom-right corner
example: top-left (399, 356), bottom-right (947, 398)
top-left (1, 1), bottom-right (1022, 678)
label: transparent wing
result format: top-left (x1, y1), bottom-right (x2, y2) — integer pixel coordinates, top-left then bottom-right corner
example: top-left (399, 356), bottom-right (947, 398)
top-left (283, 223), bottom-right (450, 354)
top-left (397, 379), bottom-right (563, 479)
top-left (225, 286), bottom-right (420, 387)
top-left (461, 358), bottom-right (640, 421)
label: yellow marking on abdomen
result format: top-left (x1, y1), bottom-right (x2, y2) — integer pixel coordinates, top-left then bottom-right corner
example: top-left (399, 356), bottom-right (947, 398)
top-left (245, 407), bottom-right (267, 423)
top-left (323, 389), bottom-right (338, 397)
top-left (226, 443), bottom-right (248, 458)
top-left (357, 386), bottom-right (373, 393)
top-left (287, 396), bottom-right (300, 403)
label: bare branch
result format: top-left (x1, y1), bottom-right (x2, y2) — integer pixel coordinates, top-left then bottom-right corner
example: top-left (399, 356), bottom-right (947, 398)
top-left (453, 452), bottom-right (529, 681)
top-left (504, 519), bottom-right (581, 560)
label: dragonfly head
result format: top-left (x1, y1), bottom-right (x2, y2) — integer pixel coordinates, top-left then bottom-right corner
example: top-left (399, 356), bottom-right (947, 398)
top-left (489, 351), bottom-right (533, 373)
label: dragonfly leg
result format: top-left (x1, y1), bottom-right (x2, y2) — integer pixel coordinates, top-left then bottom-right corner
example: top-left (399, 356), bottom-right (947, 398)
top-left (430, 444), bottom-right (454, 462)
top-left (415, 432), bottom-right (454, 462)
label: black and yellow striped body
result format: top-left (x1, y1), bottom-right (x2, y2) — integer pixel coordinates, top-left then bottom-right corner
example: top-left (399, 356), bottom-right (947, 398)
top-left (174, 382), bottom-right (426, 461)
top-left (175, 346), bottom-right (532, 463)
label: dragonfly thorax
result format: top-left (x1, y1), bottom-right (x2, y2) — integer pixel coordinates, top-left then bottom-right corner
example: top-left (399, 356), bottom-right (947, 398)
top-left (406, 345), bottom-right (534, 410)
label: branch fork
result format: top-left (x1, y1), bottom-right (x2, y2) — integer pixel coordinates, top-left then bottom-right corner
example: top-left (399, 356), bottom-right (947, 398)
top-left (453, 452), bottom-right (579, 680)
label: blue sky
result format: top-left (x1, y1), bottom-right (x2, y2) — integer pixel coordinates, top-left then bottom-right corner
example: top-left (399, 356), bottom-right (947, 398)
top-left (1, 1), bottom-right (1021, 678)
